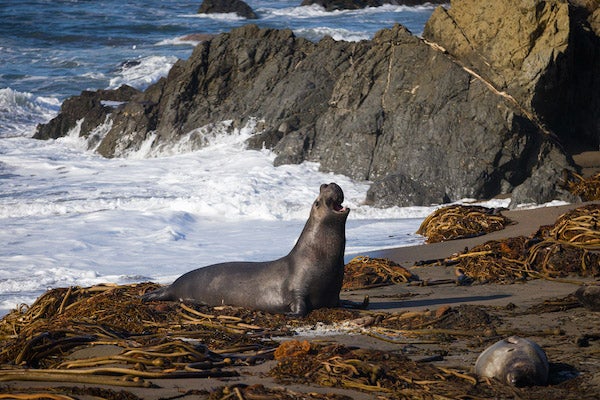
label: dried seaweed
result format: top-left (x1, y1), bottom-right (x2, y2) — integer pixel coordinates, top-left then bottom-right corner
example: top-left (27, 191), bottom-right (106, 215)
top-left (343, 256), bottom-right (416, 290)
top-left (270, 343), bottom-right (513, 399)
top-left (0, 283), bottom-right (292, 387)
top-left (442, 205), bottom-right (600, 283)
top-left (416, 205), bottom-right (511, 243)
top-left (561, 171), bottom-right (600, 201)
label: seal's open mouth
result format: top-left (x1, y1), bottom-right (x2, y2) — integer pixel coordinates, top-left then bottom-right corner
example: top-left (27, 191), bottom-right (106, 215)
top-left (329, 198), bottom-right (348, 214)
top-left (333, 202), bottom-right (345, 212)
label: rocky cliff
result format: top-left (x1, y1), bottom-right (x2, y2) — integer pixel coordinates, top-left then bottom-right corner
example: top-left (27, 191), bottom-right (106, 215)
top-left (423, 0), bottom-right (599, 154)
top-left (36, 0), bottom-right (600, 207)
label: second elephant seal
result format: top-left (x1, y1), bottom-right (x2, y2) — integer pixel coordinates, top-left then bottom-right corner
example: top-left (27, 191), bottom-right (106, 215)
top-left (142, 182), bottom-right (349, 316)
top-left (475, 336), bottom-right (549, 387)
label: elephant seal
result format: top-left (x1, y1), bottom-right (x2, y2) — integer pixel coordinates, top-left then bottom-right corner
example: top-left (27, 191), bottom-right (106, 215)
top-left (142, 182), bottom-right (349, 316)
top-left (475, 336), bottom-right (549, 387)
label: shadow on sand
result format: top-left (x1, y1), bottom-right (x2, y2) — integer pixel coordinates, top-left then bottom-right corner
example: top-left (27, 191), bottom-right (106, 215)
top-left (369, 294), bottom-right (512, 310)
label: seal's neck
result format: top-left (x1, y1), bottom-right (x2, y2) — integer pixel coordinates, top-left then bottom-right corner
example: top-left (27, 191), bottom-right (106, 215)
top-left (290, 214), bottom-right (346, 261)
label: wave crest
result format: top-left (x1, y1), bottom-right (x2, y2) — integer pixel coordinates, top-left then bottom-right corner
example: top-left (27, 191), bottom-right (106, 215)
top-left (0, 88), bottom-right (60, 138)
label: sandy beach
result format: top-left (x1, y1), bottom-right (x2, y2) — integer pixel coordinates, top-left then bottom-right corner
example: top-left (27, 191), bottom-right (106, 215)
top-left (1, 201), bottom-right (599, 399)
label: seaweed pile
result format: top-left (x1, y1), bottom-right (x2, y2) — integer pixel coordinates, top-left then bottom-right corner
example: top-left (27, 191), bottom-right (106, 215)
top-left (416, 205), bottom-right (511, 243)
top-left (0, 282), bottom-right (595, 399)
top-left (0, 283), bottom-right (291, 388)
top-left (343, 256), bottom-right (416, 290)
top-left (443, 204), bottom-right (600, 283)
top-left (271, 341), bottom-right (515, 399)
top-left (562, 171), bottom-right (600, 201)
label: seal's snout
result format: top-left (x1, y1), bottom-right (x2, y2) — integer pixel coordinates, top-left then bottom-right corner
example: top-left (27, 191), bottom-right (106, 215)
top-left (507, 365), bottom-right (536, 387)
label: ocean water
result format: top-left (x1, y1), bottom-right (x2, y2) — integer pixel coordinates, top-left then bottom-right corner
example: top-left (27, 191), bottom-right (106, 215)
top-left (0, 1), bottom-right (533, 316)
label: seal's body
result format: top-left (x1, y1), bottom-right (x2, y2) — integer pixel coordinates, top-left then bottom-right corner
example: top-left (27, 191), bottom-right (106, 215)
top-left (142, 183), bottom-right (349, 316)
top-left (475, 336), bottom-right (549, 387)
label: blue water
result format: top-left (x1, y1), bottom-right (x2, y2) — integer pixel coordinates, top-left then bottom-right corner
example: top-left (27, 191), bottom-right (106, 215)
top-left (0, 1), bottom-right (438, 120)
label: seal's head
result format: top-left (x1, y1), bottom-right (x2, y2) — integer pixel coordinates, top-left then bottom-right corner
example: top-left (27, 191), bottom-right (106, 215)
top-left (505, 359), bottom-right (542, 387)
top-left (313, 182), bottom-right (350, 221)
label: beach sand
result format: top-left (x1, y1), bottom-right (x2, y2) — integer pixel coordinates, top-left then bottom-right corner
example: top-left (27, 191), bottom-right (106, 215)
top-left (1, 202), bottom-right (599, 399)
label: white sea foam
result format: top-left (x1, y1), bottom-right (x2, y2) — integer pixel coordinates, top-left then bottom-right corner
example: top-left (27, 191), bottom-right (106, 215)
top-left (265, 4), bottom-right (436, 20)
top-left (294, 27), bottom-right (370, 42)
top-left (0, 126), bottom-right (437, 316)
top-left (155, 36), bottom-right (205, 47)
top-left (108, 55), bottom-right (179, 90)
top-left (0, 88), bottom-right (60, 138)
top-left (265, 4), bottom-right (334, 19)
top-left (182, 12), bottom-right (246, 21)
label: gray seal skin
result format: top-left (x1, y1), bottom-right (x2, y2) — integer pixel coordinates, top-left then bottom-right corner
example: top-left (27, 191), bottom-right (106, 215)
top-left (475, 336), bottom-right (549, 387)
top-left (142, 182), bottom-right (349, 316)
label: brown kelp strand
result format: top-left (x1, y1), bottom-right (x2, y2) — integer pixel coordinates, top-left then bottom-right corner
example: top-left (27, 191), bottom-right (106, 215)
top-left (0, 283), bottom-right (289, 386)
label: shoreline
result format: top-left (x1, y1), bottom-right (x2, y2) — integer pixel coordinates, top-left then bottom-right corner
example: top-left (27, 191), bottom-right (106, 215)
top-left (2, 201), bottom-right (599, 399)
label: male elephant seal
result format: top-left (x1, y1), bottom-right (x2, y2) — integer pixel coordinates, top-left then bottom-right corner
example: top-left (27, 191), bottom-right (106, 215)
top-left (142, 182), bottom-right (349, 316)
top-left (475, 336), bottom-right (549, 387)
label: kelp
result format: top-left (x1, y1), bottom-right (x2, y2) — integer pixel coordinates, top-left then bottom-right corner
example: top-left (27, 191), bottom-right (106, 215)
top-left (0, 283), bottom-right (291, 388)
top-left (438, 204), bottom-right (600, 283)
top-left (343, 256), bottom-right (416, 290)
top-left (416, 205), bottom-right (511, 243)
top-left (0, 284), bottom-right (595, 398)
top-left (561, 171), bottom-right (600, 201)
top-left (270, 342), bottom-right (515, 399)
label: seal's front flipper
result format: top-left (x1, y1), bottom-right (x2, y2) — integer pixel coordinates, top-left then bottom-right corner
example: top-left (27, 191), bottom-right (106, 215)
top-left (141, 286), bottom-right (171, 302)
top-left (287, 295), bottom-right (308, 317)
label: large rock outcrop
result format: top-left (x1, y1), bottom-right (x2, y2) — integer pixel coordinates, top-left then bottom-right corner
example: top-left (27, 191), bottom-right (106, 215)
top-left (34, 85), bottom-right (140, 141)
top-left (36, 22), bottom-right (580, 207)
top-left (423, 0), bottom-right (599, 154)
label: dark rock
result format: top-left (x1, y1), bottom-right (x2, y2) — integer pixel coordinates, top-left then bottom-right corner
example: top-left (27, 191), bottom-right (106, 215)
top-left (308, 26), bottom-right (575, 206)
top-left (96, 26), bottom-right (352, 158)
top-left (33, 85), bottom-right (140, 141)
top-left (37, 21), bottom-right (586, 207)
top-left (366, 174), bottom-right (450, 207)
top-left (198, 0), bottom-right (258, 19)
top-left (301, 0), bottom-right (383, 11)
